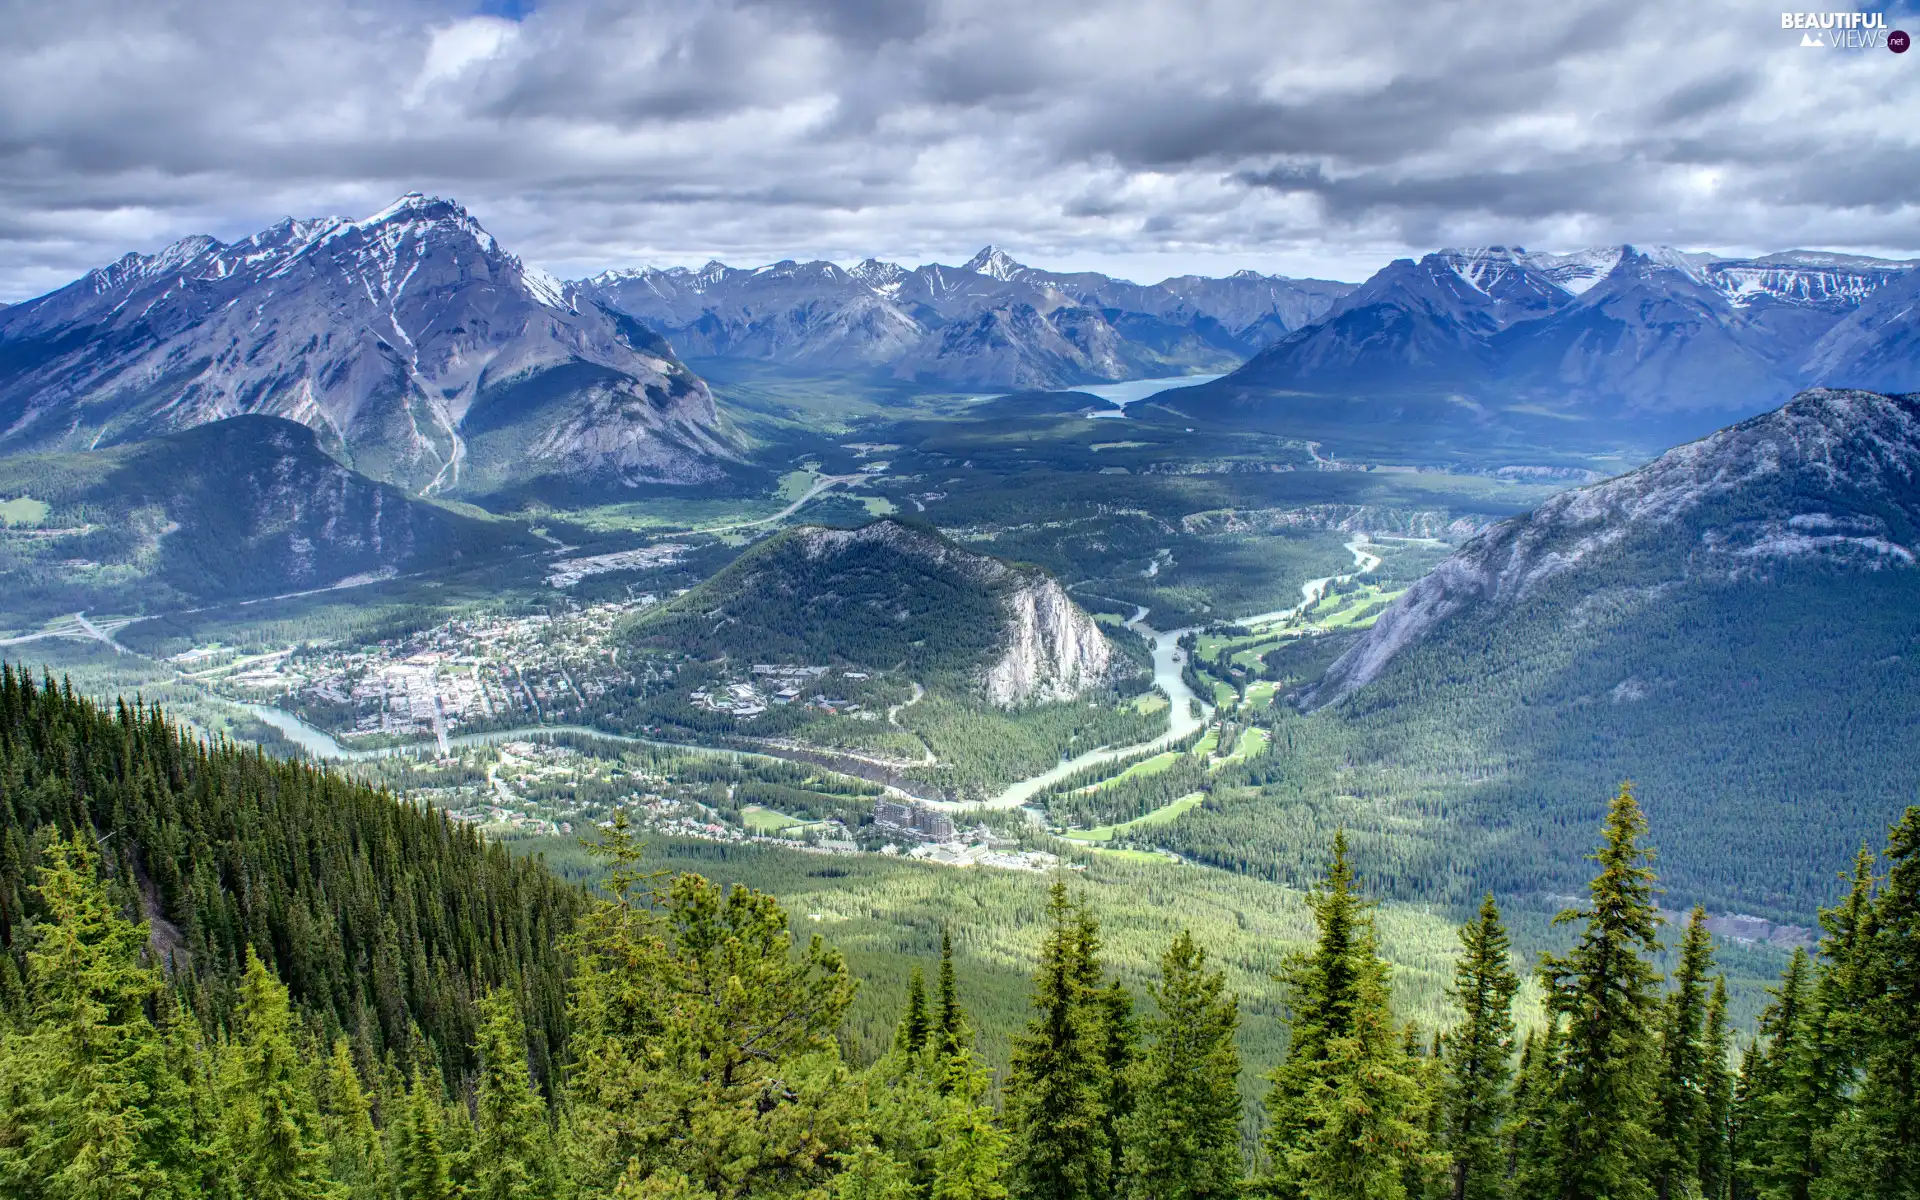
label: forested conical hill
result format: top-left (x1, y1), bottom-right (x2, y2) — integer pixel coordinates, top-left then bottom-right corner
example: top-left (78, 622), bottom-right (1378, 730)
top-left (629, 517), bottom-right (1120, 704)
top-left (0, 665), bottom-right (581, 1082)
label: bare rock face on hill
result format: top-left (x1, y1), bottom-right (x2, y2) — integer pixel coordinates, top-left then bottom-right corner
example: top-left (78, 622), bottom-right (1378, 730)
top-left (985, 574), bottom-right (1113, 706)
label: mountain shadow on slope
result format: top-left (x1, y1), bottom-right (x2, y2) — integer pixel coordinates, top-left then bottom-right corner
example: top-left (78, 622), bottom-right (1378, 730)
top-left (0, 414), bottom-right (536, 623)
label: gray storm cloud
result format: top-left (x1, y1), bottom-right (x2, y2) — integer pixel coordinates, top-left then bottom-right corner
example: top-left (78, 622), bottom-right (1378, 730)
top-left (1, 0), bottom-right (1917, 300)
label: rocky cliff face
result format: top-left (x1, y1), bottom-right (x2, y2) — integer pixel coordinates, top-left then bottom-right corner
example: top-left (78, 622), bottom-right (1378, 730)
top-left (1306, 387), bottom-right (1920, 705)
top-left (0, 194), bottom-right (735, 496)
top-left (985, 574), bottom-right (1114, 706)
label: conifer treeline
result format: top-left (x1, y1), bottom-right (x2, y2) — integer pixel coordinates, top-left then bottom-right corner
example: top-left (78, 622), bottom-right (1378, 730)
top-left (0, 666), bottom-right (581, 1084)
top-left (2, 678), bottom-right (1918, 1198)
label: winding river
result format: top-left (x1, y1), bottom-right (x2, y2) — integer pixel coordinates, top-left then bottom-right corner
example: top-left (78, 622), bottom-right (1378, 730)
top-left (240, 532), bottom-right (1385, 810)
top-left (957, 610), bottom-right (1209, 810)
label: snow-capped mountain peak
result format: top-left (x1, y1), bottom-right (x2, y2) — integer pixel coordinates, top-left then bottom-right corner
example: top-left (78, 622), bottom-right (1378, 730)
top-left (1433, 246), bottom-right (1547, 297)
top-left (1621, 244), bottom-right (1717, 283)
top-left (0, 195), bottom-right (732, 495)
top-left (850, 258), bottom-right (909, 291)
top-left (962, 245), bottom-right (1027, 282)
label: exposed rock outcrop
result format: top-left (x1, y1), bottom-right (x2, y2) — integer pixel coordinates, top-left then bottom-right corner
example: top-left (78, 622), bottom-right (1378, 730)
top-left (985, 575), bottom-right (1113, 706)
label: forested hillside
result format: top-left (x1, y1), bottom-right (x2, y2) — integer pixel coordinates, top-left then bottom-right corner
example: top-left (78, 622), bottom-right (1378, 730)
top-left (630, 518), bottom-right (1118, 697)
top-left (1163, 389), bottom-right (1920, 920)
top-left (2, 674), bottom-right (1916, 1200)
top-left (0, 416), bottom-right (535, 627)
top-left (0, 666), bottom-right (580, 1085)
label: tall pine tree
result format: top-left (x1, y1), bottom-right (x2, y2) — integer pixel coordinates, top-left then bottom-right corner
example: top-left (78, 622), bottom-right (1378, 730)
top-left (895, 967), bottom-right (931, 1057)
top-left (0, 835), bottom-right (196, 1200)
top-left (223, 947), bottom-right (332, 1200)
top-left (1122, 929), bottom-right (1243, 1200)
top-left (1822, 806), bottom-right (1920, 1198)
top-left (1262, 830), bottom-right (1368, 1198)
top-left (1286, 935), bottom-right (1436, 1200)
top-left (1007, 880), bottom-right (1112, 1200)
top-left (1741, 950), bottom-right (1814, 1200)
top-left (1538, 783), bottom-right (1663, 1200)
top-left (934, 1050), bottom-right (1012, 1200)
top-left (394, 1067), bottom-right (458, 1200)
top-left (1653, 907), bottom-right (1717, 1200)
top-left (1439, 893), bottom-right (1520, 1200)
top-left (935, 928), bottom-right (970, 1065)
top-left (1699, 978), bottom-right (1734, 1200)
top-left (318, 1037), bottom-right (389, 1200)
top-left (1264, 832), bottom-right (1434, 1200)
top-left (471, 988), bottom-right (556, 1200)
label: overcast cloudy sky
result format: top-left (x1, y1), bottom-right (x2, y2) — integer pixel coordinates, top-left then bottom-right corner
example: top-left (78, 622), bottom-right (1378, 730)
top-left (4, 0), bottom-right (1919, 301)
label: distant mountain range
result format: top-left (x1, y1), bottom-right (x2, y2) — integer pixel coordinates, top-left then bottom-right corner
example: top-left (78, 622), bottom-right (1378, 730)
top-left (0, 195), bottom-right (735, 499)
top-left (1295, 387), bottom-right (1920, 915)
top-left (6, 197), bottom-right (1920, 493)
top-left (1168, 245), bottom-right (1919, 459)
top-left (579, 249), bottom-right (1354, 390)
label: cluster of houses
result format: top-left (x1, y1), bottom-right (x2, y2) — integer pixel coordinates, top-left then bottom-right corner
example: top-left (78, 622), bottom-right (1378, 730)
top-left (872, 797), bottom-right (1060, 872)
top-left (545, 542), bottom-right (688, 589)
top-left (233, 596), bottom-right (672, 744)
top-left (692, 664), bottom-right (881, 720)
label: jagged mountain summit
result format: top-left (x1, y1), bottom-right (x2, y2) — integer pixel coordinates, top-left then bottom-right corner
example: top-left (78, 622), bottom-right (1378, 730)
top-left (1287, 387), bottom-right (1920, 915)
top-left (1179, 244), bottom-right (1916, 454)
top-left (0, 194), bottom-right (736, 497)
top-left (631, 518), bottom-right (1119, 706)
top-left (578, 249), bottom-right (1354, 390)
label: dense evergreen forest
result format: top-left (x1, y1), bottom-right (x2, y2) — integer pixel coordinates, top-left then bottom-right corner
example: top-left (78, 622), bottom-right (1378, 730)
top-left (2, 672), bottom-right (1917, 1198)
top-left (0, 666), bottom-right (581, 1087)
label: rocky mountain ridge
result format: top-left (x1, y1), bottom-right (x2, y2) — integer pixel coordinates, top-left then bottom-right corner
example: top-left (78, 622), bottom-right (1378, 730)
top-left (1308, 387), bottom-right (1920, 705)
top-left (0, 194), bottom-right (736, 497)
